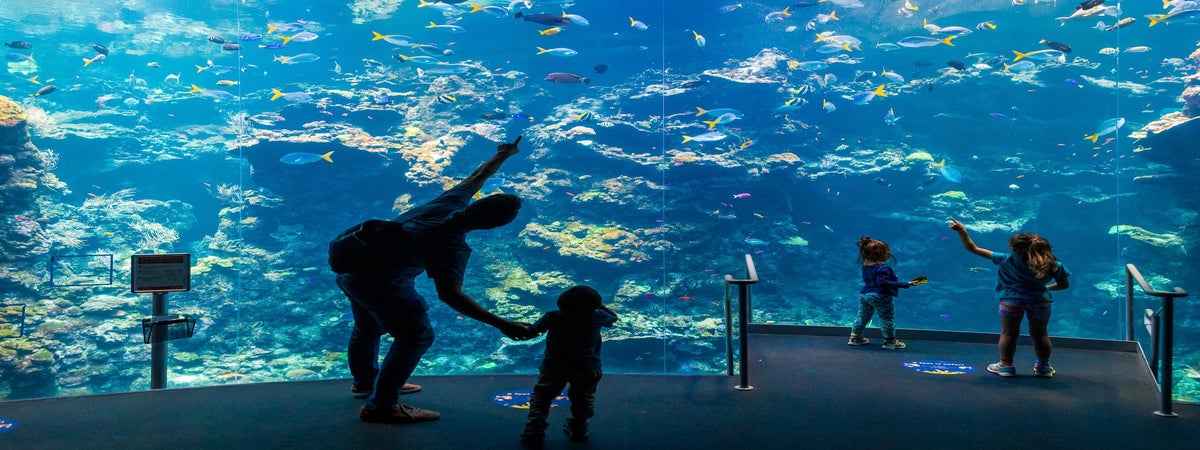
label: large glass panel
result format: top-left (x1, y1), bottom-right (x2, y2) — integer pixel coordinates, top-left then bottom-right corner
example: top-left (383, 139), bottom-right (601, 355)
top-left (1, 0), bottom-right (1197, 402)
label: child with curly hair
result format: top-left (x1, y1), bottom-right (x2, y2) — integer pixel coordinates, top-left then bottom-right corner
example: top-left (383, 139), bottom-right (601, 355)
top-left (949, 219), bottom-right (1071, 377)
top-left (850, 236), bottom-right (922, 350)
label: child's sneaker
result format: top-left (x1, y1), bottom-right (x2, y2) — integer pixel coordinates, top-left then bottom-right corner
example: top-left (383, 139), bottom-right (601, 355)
top-left (1033, 363), bottom-right (1056, 378)
top-left (881, 339), bottom-right (907, 350)
top-left (563, 421), bottom-right (589, 441)
top-left (848, 335), bottom-right (870, 346)
top-left (987, 362), bottom-right (1017, 377)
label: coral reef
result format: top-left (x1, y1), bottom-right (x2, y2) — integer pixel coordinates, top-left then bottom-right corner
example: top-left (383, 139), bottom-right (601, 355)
top-left (1108, 225), bottom-right (1185, 249)
top-left (520, 220), bottom-right (673, 265)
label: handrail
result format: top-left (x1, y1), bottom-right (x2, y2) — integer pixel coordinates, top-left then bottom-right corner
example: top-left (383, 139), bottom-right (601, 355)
top-left (724, 254), bottom-right (758, 391)
top-left (1124, 263), bottom-right (1189, 418)
top-left (725, 254), bottom-right (759, 285)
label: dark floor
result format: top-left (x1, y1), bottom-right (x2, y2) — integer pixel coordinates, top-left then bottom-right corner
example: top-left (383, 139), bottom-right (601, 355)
top-left (2, 329), bottom-right (1198, 449)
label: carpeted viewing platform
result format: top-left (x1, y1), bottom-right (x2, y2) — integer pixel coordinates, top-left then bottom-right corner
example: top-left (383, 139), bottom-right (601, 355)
top-left (2, 331), bottom-right (1198, 449)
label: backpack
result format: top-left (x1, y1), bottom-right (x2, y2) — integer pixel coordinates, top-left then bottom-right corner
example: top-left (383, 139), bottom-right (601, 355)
top-left (328, 219), bottom-right (418, 274)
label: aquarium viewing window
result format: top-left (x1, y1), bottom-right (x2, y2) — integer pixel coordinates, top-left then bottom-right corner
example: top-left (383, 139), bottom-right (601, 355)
top-left (0, 0), bottom-right (1196, 403)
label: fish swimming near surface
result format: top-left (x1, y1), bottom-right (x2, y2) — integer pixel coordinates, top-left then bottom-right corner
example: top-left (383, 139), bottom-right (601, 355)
top-left (371, 31), bottom-right (414, 46)
top-left (187, 84), bottom-right (236, 100)
top-left (5, 41), bottom-right (32, 49)
top-left (279, 151), bottom-right (333, 165)
top-left (1012, 49), bottom-right (1065, 62)
top-left (394, 54), bottom-right (441, 65)
top-left (274, 53), bottom-right (320, 64)
top-left (270, 89), bottom-right (313, 102)
top-left (222, 43), bottom-right (240, 51)
top-left (703, 112), bottom-right (740, 129)
top-left (5, 53), bottom-right (34, 63)
top-left (436, 94), bottom-right (457, 104)
top-left (281, 31), bottom-right (319, 45)
top-left (1039, 39), bottom-right (1072, 53)
top-left (563, 12), bottom-right (590, 26)
top-left (425, 22), bottom-right (466, 33)
top-left (629, 17), bottom-right (649, 30)
top-left (594, 64), bottom-right (608, 74)
top-left (947, 60), bottom-right (966, 70)
top-left (896, 35), bottom-right (957, 48)
top-left (1003, 61), bottom-right (1037, 73)
top-left (91, 43), bottom-right (109, 55)
top-left (682, 130), bottom-right (728, 143)
top-left (470, 4), bottom-right (510, 16)
top-left (207, 35), bottom-right (226, 44)
top-left (1104, 16), bottom-right (1132, 30)
top-left (536, 47), bottom-right (577, 57)
top-left (514, 11), bottom-right (570, 26)
top-left (695, 107), bottom-right (744, 119)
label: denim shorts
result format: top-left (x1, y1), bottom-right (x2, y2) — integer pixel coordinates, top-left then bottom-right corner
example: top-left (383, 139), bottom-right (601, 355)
top-left (998, 298), bottom-right (1052, 320)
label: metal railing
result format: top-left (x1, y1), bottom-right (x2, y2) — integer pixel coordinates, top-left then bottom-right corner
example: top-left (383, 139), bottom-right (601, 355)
top-left (1124, 264), bottom-right (1189, 418)
top-left (724, 254), bottom-right (758, 391)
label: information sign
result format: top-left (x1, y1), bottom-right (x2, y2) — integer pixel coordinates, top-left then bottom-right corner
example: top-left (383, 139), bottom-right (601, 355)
top-left (131, 253), bottom-right (191, 293)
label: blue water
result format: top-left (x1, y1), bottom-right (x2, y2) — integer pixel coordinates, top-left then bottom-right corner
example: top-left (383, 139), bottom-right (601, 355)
top-left (1, 0), bottom-right (1198, 400)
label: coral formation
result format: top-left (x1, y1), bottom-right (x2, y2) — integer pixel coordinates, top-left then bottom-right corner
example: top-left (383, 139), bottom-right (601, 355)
top-left (1108, 225), bottom-right (1185, 249)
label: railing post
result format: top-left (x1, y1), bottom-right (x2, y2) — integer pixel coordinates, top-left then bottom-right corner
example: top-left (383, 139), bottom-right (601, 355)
top-left (1125, 268), bottom-right (1134, 341)
top-left (1124, 264), bottom-right (1187, 418)
top-left (1157, 297), bottom-right (1176, 417)
top-left (724, 283), bottom-right (734, 377)
top-left (724, 254), bottom-right (758, 392)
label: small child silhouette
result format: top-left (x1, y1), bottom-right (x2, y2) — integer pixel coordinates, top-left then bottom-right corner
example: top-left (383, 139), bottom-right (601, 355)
top-left (521, 285), bottom-right (618, 443)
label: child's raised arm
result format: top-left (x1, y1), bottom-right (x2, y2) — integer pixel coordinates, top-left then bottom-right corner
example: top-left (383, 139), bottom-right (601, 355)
top-left (948, 218), bottom-right (993, 259)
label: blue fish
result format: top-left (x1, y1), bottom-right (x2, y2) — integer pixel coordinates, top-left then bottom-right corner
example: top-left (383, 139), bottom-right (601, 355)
top-left (481, 177), bottom-right (506, 192)
top-left (933, 159), bottom-right (962, 183)
top-left (5, 53), bottom-right (33, 62)
top-left (373, 94), bottom-right (391, 105)
top-left (744, 237), bottom-right (769, 246)
top-left (240, 33), bottom-right (264, 41)
top-left (280, 151), bottom-right (333, 165)
top-left (1085, 117), bottom-right (1124, 142)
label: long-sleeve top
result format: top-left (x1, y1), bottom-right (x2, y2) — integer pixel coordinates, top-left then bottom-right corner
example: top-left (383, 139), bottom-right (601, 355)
top-left (860, 263), bottom-right (910, 296)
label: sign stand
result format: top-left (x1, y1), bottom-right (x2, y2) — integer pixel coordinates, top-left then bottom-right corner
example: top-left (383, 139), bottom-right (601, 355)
top-left (132, 253), bottom-right (193, 390)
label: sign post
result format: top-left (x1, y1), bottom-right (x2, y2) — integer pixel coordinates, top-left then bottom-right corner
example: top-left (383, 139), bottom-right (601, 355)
top-left (132, 253), bottom-right (193, 390)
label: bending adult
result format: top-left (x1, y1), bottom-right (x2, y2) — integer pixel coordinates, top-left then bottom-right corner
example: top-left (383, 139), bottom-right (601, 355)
top-left (336, 136), bottom-right (535, 424)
